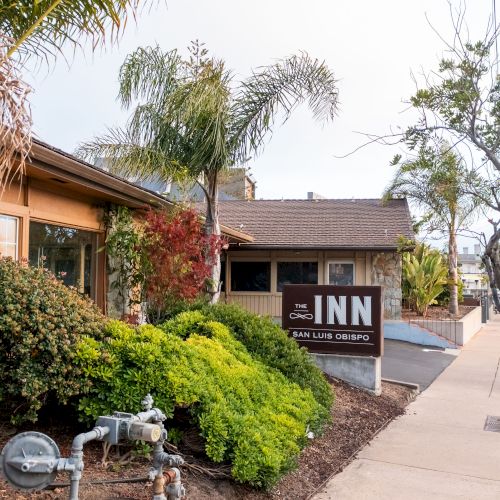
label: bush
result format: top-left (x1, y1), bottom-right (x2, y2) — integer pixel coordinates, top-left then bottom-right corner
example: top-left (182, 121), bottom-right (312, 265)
top-left (161, 304), bottom-right (333, 416)
top-left (77, 319), bottom-right (325, 488)
top-left (402, 244), bottom-right (448, 316)
top-left (0, 258), bottom-right (107, 423)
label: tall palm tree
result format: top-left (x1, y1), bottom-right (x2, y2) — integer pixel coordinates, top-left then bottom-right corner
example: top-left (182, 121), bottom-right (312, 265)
top-left (0, 0), bottom-right (157, 192)
top-left (78, 42), bottom-right (339, 303)
top-left (384, 143), bottom-right (480, 315)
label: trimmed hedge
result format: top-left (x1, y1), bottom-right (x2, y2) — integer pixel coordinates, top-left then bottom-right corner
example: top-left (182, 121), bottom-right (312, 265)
top-left (77, 319), bottom-right (326, 488)
top-left (161, 304), bottom-right (333, 416)
top-left (0, 258), bottom-right (106, 423)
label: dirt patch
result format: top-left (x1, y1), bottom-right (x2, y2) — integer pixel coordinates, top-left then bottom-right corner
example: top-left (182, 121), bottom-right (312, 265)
top-left (0, 380), bottom-right (414, 499)
top-left (402, 305), bottom-right (475, 321)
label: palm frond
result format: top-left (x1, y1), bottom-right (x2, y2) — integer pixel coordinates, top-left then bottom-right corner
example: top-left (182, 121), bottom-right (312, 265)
top-left (164, 60), bottom-right (232, 171)
top-left (231, 52), bottom-right (339, 163)
top-left (75, 127), bottom-right (185, 183)
top-left (383, 143), bottom-right (480, 231)
top-left (118, 46), bottom-right (182, 109)
top-left (0, 35), bottom-right (32, 193)
top-left (0, 0), bottom-right (159, 62)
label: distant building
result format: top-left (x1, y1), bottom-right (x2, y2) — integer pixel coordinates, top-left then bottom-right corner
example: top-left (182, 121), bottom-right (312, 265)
top-left (458, 245), bottom-right (488, 297)
top-left (95, 158), bottom-right (256, 202)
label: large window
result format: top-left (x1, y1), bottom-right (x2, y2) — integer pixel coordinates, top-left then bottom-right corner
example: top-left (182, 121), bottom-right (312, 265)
top-left (0, 215), bottom-right (18, 259)
top-left (29, 222), bottom-right (97, 298)
top-left (327, 261), bottom-right (355, 286)
top-left (231, 261), bottom-right (271, 292)
top-left (277, 261), bottom-right (318, 292)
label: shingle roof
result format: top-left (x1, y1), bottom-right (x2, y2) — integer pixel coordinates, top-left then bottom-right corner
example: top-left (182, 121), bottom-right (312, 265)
top-left (211, 198), bottom-right (413, 249)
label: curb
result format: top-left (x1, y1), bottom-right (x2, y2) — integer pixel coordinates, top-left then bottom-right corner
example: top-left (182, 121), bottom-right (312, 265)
top-left (381, 378), bottom-right (420, 393)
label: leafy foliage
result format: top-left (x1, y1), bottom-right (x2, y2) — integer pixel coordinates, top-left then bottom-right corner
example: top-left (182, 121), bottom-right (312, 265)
top-left (105, 206), bottom-right (221, 322)
top-left (160, 303), bottom-right (333, 415)
top-left (384, 143), bottom-right (480, 314)
top-left (142, 208), bottom-right (222, 323)
top-left (0, 258), bottom-right (106, 423)
top-left (401, 16), bottom-right (500, 311)
top-left (402, 244), bottom-right (448, 316)
top-left (104, 205), bottom-right (145, 318)
top-left (0, 1), bottom-right (158, 62)
top-left (77, 42), bottom-right (339, 301)
top-left (77, 318), bottom-right (327, 488)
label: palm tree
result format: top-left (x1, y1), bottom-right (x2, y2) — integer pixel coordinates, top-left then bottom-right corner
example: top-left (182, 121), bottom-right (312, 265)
top-left (0, 0), bottom-right (156, 191)
top-left (384, 143), bottom-right (480, 316)
top-left (78, 42), bottom-right (339, 303)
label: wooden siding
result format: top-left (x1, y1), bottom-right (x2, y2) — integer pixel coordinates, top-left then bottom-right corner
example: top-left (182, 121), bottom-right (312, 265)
top-left (0, 177), bottom-right (106, 309)
top-left (226, 293), bottom-right (283, 317)
top-left (224, 250), bottom-right (373, 317)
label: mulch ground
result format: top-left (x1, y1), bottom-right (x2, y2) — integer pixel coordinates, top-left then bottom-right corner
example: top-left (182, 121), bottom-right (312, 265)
top-left (402, 305), bottom-right (475, 321)
top-left (0, 379), bottom-right (414, 500)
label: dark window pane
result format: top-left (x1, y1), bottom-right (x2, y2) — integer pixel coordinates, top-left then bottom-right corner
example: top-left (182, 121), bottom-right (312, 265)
top-left (277, 262), bottom-right (318, 292)
top-left (231, 261), bottom-right (270, 292)
top-left (29, 222), bottom-right (97, 298)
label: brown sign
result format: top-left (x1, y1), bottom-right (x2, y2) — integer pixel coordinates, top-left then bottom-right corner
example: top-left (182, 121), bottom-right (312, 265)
top-left (282, 285), bottom-right (383, 356)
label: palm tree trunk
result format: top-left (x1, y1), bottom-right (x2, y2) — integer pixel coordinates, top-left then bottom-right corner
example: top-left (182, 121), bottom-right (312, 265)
top-left (448, 228), bottom-right (459, 315)
top-left (204, 170), bottom-right (221, 304)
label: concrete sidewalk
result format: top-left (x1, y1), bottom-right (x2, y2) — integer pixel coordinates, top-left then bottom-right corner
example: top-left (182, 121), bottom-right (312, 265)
top-left (313, 315), bottom-right (500, 500)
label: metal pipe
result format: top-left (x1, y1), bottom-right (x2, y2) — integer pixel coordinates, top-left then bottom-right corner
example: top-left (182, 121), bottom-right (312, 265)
top-left (68, 426), bottom-right (109, 500)
top-left (135, 409), bottom-right (166, 423)
top-left (165, 468), bottom-right (184, 500)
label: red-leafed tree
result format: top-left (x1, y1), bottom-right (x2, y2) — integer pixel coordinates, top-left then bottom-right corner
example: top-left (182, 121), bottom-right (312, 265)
top-left (142, 207), bottom-right (223, 323)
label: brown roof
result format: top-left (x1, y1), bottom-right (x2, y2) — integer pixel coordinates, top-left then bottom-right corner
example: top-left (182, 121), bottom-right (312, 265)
top-left (211, 198), bottom-right (413, 250)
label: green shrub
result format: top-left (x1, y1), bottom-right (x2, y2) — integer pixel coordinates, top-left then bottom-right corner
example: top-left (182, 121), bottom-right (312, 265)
top-left (161, 304), bottom-right (333, 416)
top-left (0, 258), bottom-right (107, 423)
top-left (77, 319), bottom-right (325, 488)
top-left (402, 246), bottom-right (448, 316)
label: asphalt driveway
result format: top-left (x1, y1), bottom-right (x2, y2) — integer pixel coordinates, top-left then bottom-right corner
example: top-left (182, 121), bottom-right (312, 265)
top-left (382, 339), bottom-right (459, 391)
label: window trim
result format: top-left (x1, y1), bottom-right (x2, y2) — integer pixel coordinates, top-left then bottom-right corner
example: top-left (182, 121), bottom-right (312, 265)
top-left (0, 214), bottom-right (19, 260)
top-left (325, 259), bottom-right (356, 286)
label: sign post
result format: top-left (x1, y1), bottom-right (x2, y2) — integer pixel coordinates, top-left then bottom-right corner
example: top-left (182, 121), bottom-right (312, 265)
top-left (283, 285), bottom-right (383, 394)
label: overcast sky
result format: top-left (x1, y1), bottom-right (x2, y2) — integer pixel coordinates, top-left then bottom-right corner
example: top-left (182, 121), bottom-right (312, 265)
top-left (25, 0), bottom-right (495, 248)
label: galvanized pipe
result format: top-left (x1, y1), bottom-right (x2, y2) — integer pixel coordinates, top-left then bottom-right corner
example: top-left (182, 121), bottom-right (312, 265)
top-left (68, 426), bottom-right (109, 500)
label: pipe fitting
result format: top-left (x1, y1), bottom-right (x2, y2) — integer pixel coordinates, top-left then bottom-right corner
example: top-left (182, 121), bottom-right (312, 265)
top-left (165, 468), bottom-right (185, 500)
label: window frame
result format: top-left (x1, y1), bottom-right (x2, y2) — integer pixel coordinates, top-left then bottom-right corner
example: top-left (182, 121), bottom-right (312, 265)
top-left (28, 220), bottom-right (99, 300)
top-left (325, 259), bottom-right (356, 286)
top-left (229, 259), bottom-right (272, 293)
top-left (0, 214), bottom-right (19, 259)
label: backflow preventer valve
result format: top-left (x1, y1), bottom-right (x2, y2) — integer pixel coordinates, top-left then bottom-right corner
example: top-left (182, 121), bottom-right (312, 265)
top-left (0, 394), bottom-right (185, 500)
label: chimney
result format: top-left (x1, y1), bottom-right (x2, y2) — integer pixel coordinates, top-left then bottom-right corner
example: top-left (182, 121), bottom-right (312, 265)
top-left (463, 247), bottom-right (468, 254)
top-left (474, 244), bottom-right (480, 254)
top-left (307, 192), bottom-right (326, 200)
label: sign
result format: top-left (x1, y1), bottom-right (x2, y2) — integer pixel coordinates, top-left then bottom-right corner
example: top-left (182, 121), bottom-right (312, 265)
top-left (282, 285), bottom-right (383, 356)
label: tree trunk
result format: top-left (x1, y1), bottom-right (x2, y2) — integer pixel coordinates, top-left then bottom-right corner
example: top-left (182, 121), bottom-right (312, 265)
top-left (448, 229), bottom-right (459, 315)
top-left (483, 226), bottom-right (500, 312)
top-left (204, 170), bottom-right (221, 304)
